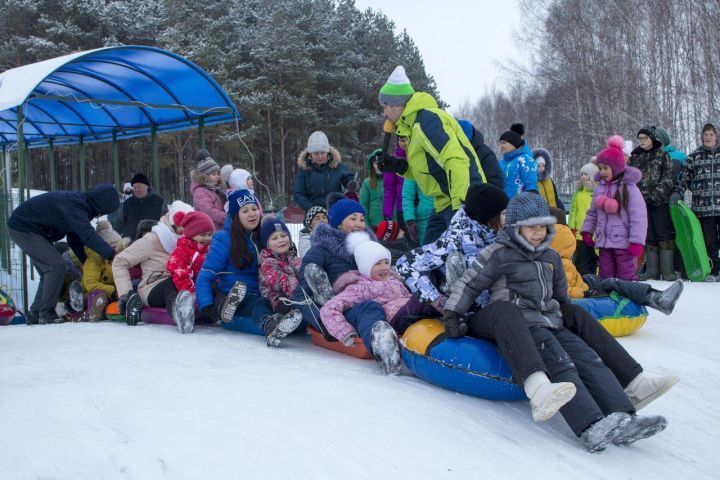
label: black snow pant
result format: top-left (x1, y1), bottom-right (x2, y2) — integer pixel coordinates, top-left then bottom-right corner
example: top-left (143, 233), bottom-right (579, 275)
top-left (560, 302), bottom-right (643, 387)
top-left (146, 277), bottom-right (178, 314)
top-left (573, 240), bottom-right (598, 276)
top-left (582, 274), bottom-right (651, 306)
top-left (529, 325), bottom-right (634, 436)
top-left (700, 216), bottom-right (720, 275)
top-left (646, 203), bottom-right (673, 246)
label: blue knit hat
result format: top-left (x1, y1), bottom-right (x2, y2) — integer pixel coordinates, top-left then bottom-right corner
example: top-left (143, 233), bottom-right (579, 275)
top-left (227, 189), bottom-right (258, 218)
top-left (261, 217), bottom-right (291, 249)
top-left (328, 199), bottom-right (365, 228)
top-left (504, 192), bottom-right (556, 227)
top-left (457, 119), bottom-right (474, 142)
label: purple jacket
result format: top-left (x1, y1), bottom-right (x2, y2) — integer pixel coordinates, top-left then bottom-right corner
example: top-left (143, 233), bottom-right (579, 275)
top-left (581, 166), bottom-right (647, 249)
top-left (382, 173), bottom-right (404, 219)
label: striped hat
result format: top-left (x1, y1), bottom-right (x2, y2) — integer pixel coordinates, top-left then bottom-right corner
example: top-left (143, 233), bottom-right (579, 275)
top-left (378, 66), bottom-right (415, 106)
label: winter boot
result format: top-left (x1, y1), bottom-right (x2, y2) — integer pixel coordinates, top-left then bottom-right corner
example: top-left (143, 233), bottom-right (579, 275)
top-left (639, 246), bottom-right (660, 281)
top-left (264, 309), bottom-right (303, 348)
top-left (580, 412), bottom-right (632, 453)
top-left (220, 281), bottom-right (247, 323)
top-left (524, 371), bottom-right (577, 422)
top-left (304, 264), bottom-right (333, 306)
top-left (172, 290), bottom-right (196, 334)
top-left (69, 280), bottom-right (84, 312)
top-left (86, 290), bottom-right (109, 322)
top-left (645, 279), bottom-right (684, 315)
top-left (612, 414), bottom-right (667, 446)
top-left (25, 310), bottom-right (39, 325)
top-left (370, 321), bottom-right (402, 375)
top-left (125, 292), bottom-right (143, 326)
top-left (39, 309), bottom-right (62, 325)
top-left (624, 373), bottom-right (679, 410)
top-left (659, 241), bottom-right (678, 281)
top-left (443, 252), bottom-right (466, 294)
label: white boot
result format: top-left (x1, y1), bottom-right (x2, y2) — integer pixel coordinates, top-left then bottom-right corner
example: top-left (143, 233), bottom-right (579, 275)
top-left (524, 371), bottom-right (577, 422)
top-left (624, 373), bottom-right (678, 410)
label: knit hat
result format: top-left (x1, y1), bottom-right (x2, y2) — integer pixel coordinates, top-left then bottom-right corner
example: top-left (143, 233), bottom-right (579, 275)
top-left (122, 182), bottom-right (134, 194)
top-left (227, 189), bottom-right (259, 219)
top-left (96, 220), bottom-right (123, 247)
top-left (655, 127), bottom-right (671, 147)
top-left (505, 192), bottom-right (556, 227)
top-left (228, 168), bottom-right (252, 191)
top-left (378, 66), bottom-right (415, 106)
top-left (375, 220), bottom-right (399, 242)
top-left (304, 205), bottom-right (328, 228)
top-left (328, 198), bottom-right (365, 228)
top-left (260, 217), bottom-right (291, 249)
top-left (595, 135), bottom-right (627, 179)
top-left (457, 119), bottom-right (475, 142)
top-left (130, 173), bottom-right (150, 187)
top-left (580, 162), bottom-right (599, 179)
top-left (499, 123), bottom-right (525, 149)
top-left (196, 149), bottom-right (220, 176)
top-left (637, 126), bottom-right (662, 150)
top-left (175, 211), bottom-right (214, 239)
top-left (623, 140), bottom-right (634, 156)
top-left (307, 131), bottom-right (330, 154)
top-left (346, 231), bottom-right (391, 278)
top-left (220, 164), bottom-right (234, 184)
top-left (464, 183), bottom-right (509, 225)
top-left (168, 200), bottom-right (193, 227)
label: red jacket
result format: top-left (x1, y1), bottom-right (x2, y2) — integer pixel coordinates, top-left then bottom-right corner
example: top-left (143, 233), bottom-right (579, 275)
top-left (259, 248), bottom-right (302, 310)
top-left (166, 236), bottom-right (209, 294)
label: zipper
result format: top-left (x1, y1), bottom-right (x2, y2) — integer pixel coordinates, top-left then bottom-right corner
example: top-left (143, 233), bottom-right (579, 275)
top-left (534, 260), bottom-right (552, 327)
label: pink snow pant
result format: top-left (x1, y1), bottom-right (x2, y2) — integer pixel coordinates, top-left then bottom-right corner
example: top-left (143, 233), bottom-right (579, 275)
top-left (598, 248), bottom-right (637, 281)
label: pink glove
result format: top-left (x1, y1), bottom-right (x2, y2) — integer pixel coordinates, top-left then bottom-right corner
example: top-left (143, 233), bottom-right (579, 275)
top-left (581, 232), bottom-right (595, 248)
top-left (628, 243), bottom-right (644, 257)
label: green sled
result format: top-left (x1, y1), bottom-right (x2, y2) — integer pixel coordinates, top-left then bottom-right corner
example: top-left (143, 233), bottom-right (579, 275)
top-left (670, 201), bottom-right (711, 282)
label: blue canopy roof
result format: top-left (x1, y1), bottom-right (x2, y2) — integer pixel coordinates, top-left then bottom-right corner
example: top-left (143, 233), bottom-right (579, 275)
top-left (0, 46), bottom-right (240, 148)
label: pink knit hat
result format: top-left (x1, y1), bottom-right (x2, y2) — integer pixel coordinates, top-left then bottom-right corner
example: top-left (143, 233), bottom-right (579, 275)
top-left (595, 135), bottom-right (626, 179)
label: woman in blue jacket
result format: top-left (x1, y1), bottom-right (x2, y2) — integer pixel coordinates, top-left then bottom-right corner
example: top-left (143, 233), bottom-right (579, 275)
top-left (196, 189), bottom-right (301, 347)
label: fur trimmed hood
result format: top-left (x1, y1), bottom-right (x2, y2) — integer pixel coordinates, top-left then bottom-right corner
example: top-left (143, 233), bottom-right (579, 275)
top-left (297, 146), bottom-right (343, 170)
top-left (594, 165), bottom-right (642, 185)
top-left (310, 223), bottom-right (377, 263)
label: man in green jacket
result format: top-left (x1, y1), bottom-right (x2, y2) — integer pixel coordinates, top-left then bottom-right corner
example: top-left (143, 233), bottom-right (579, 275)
top-left (377, 66), bottom-right (486, 243)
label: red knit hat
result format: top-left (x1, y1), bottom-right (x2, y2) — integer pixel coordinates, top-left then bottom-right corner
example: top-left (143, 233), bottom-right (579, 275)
top-left (595, 135), bottom-right (626, 179)
top-left (175, 211), bottom-right (214, 239)
top-left (376, 220), bottom-right (399, 242)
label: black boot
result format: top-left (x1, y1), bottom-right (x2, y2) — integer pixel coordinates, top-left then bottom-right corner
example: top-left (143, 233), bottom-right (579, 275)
top-left (645, 279), bottom-right (684, 315)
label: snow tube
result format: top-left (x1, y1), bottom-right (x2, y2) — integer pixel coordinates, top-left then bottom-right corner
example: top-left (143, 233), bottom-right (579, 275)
top-left (400, 319), bottom-right (526, 401)
top-left (572, 292), bottom-right (648, 337)
top-left (140, 307), bottom-right (176, 326)
top-left (0, 288), bottom-right (17, 325)
top-left (220, 315), bottom-right (264, 336)
top-left (307, 326), bottom-right (373, 359)
top-left (105, 301), bottom-right (124, 322)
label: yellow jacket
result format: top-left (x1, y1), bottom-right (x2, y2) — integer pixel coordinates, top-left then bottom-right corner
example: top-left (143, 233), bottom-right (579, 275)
top-left (538, 178), bottom-right (558, 208)
top-left (550, 224), bottom-right (588, 298)
top-left (82, 247), bottom-right (116, 296)
top-left (568, 187), bottom-right (594, 241)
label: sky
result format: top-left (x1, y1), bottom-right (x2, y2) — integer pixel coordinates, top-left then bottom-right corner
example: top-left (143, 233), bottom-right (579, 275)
top-left (353, 0), bottom-right (523, 113)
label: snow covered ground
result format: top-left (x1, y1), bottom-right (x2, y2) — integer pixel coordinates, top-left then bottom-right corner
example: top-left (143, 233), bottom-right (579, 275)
top-left (1, 280), bottom-right (718, 479)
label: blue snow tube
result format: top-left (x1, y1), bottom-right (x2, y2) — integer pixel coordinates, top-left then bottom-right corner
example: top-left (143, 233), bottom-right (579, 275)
top-left (572, 292), bottom-right (648, 337)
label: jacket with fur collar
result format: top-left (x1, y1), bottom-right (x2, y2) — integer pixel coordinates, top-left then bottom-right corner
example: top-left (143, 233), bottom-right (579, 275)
top-left (292, 147), bottom-right (355, 210)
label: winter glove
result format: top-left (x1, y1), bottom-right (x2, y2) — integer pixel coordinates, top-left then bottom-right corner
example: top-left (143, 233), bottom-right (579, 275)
top-left (377, 154), bottom-right (408, 175)
top-left (628, 243), bottom-right (644, 257)
top-left (118, 292), bottom-right (132, 313)
top-left (200, 305), bottom-right (215, 320)
top-left (304, 263), bottom-right (334, 306)
top-left (443, 311), bottom-right (468, 338)
top-left (669, 192), bottom-right (681, 205)
top-left (430, 294), bottom-right (448, 314)
top-left (342, 332), bottom-right (359, 347)
top-left (345, 179), bottom-right (360, 193)
top-left (581, 232), bottom-right (595, 248)
top-left (405, 221), bottom-right (419, 243)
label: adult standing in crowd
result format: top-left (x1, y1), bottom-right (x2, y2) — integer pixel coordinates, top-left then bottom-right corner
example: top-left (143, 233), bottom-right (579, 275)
top-left (293, 131), bottom-right (356, 211)
top-left (680, 123), bottom-right (720, 281)
top-left (192, 149), bottom-right (227, 231)
top-left (377, 66), bottom-right (488, 244)
top-left (116, 173), bottom-right (167, 241)
top-left (497, 123), bottom-right (538, 199)
top-left (7, 184), bottom-right (119, 324)
top-left (458, 119), bottom-right (504, 190)
top-left (628, 126), bottom-right (677, 281)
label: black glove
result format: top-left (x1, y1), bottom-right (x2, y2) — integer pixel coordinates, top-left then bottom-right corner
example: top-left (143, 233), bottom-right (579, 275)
top-left (377, 154), bottom-right (408, 175)
top-left (669, 192), bottom-right (681, 205)
top-left (118, 293), bottom-right (131, 313)
top-left (405, 221), bottom-right (419, 243)
top-left (201, 305), bottom-right (216, 320)
top-left (443, 311), bottom-right (468, 338)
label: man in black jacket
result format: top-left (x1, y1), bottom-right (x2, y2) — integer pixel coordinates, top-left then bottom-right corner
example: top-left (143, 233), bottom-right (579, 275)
top-left (7, 184), bottom-right (120, 324)
top-left (115, 173), bottom-right (167, 240)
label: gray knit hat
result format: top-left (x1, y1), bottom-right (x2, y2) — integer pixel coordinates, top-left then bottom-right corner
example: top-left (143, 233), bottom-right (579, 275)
top-left (505, 192), bottom-right (556, 227)
top-left (196, 151), bottom-right (220, 176)
top-left (307, 131), bottom-right (330, 153)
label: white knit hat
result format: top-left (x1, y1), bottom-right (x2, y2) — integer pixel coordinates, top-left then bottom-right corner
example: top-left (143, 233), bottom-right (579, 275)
top-left (307, 131), bottom-right (330, 153)
top-left (623, 140), bottom-right (634, 156)
top-left (168, 200), bottom-right (193, 227)
top-left (346, 231), bottom-right (391, 278)
top-left (229, 168), bottom-right (252, 191)
top-left (220, 164), bottom-right (234, 183)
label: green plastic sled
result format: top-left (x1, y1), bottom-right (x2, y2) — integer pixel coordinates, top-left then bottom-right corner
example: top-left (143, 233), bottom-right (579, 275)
top-left (670, 201), bottom-right (711, 282)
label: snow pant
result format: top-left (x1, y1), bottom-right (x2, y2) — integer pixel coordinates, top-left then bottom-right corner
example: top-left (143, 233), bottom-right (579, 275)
top-left (529, 326), bottom-right (634, 436)
top-left (343, 300), bottom-right (386, 354)
top-left (290, 285), bottom-right (324, 333)
top-left (645, 203), bottom-right (673, 246)
top-left (423, 206), bottom-right (454, 245)
top-left (8, 228), bottom-right (66, 317)
top-left (574, 240), bottom-right (598, 276)
top-left (466, 301), bottom-right (548, 385)
top-left (146, 277), bottom-right (178, 313)
top-left (700, 215), bottom-right (720, 275)
top-left (582, 274), bottom-right (651, 306)
top-left (598, 247), bottom-right (637, 281)
top-left (560, 302), bottom-right (642, 387)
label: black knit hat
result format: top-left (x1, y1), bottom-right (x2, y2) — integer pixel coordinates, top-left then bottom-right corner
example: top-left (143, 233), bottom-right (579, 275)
top-left (637, 125), bottom-right (662, 149)
top-left (130, 173), bottom-right (150, 187)
top-left (499, 123), bottom-right (525, 149)
top-left (464, 183), bottom-right (509, 224)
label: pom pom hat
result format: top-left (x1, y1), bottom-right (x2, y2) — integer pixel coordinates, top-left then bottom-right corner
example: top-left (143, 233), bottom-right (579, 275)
top-left (378, 66), bottom-right (415, 106)
top-left (304, 206), bottom-right (328, 229)
top-left (346, 231), bottom-right (391, 277)
top-left (174, 211), bottom-right (215, 239)
top-left (464, 184), bottom-right (509, 224)
top-left (595, 135), bottom-right (627, 179)
top-left (499, 123), bottom-right (525, 149)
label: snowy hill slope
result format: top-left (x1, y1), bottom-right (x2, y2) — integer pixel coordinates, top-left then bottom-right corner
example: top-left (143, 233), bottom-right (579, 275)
top-left (1, 281), bottom-right (718, 479)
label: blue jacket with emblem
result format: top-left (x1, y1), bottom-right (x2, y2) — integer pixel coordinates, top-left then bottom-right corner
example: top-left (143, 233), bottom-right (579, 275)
top-left (498, 144), bottom-right (539, 199)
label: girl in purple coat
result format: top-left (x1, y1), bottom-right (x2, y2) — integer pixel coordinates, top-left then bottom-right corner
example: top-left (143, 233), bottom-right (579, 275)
top-left (581, 136), bottom-right (648, 281)
top-left (382, 140), bottom-right (407, 222)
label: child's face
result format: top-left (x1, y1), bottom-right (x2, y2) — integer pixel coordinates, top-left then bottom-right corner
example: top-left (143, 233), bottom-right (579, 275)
top-left (703, 129), bottom-right (717, 148)
top-left (192, 231), bottom-right (213, 245)
top-left (310, 212), bottom-right (328, 230)
top-left (598, 164), bottom-right (613, 182)
top-left (267, 231), bottom-right (290, 254)
top-left (580, 172), bottom-right (593, 188)
top-left (537, 161), bottom-right (545, 173)
top-left (370, 258), bottom-right (391, 281)
top-left (208, 171), bottom-right (221, 185)
top-left (499, 140), bottom-right (516, 155)
top-left (246, 178), bottom-right (254, 190)
top-left (637, 133), bottom-right (653, 151)
top-left (339, 213), bottom-right (366, 234)
top-left (519, 225), bottom-right (547, 247)
top-left (499, 210), bottom-right (507, 228)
